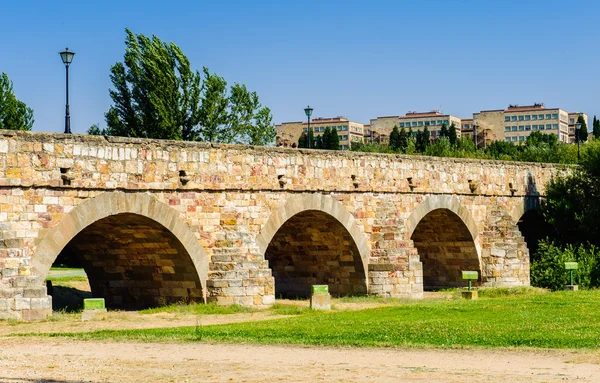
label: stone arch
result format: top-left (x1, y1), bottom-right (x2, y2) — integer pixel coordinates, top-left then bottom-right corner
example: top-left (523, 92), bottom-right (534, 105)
top-left (407, 195), bottom-right (482, 289)
top-left (32, 192), bottom-right (209, 306)
top-left (255, 193), bottom-right (370, 297)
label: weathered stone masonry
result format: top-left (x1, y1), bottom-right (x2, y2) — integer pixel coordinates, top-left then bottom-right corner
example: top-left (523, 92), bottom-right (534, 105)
top-left (0, 130), bottom-right (569, 320)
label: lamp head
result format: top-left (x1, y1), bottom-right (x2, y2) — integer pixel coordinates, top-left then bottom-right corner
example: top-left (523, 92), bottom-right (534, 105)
top-left (59, 48), bottom-right (75, 66)
top-left (304, 105), bottom-right (313, 118)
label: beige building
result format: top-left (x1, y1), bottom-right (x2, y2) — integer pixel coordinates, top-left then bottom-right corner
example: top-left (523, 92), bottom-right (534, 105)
top-left (471, 104), bottom-right (581, 144)
top-left (567, 112), bottom-right (589, 143)
top-left (276, 117), bottom-right (365, 150)
top-left (370, 111), bottom-right (462, 141)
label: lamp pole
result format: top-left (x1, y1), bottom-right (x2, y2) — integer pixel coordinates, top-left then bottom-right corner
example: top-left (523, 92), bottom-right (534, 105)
top-left (59, 48), bottom-right (75, 134)
top-left (575, 122), bottom-right (582, 162)
top-left (304, 106), bottom-right (313, 149)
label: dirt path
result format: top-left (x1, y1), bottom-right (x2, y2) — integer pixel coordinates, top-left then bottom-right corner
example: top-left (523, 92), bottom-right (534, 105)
top-left (0, 337), bottom-right (598, 383)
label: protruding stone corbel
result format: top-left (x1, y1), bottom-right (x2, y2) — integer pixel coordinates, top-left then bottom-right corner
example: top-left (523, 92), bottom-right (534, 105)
top-left (468, 179), bottom-right (479, 194)
top-left (278, 174), bottom-right (286, 188)
top-left (60, 168), bottom-right (74, 186)
top-left (351, 174), bottom-right (360, 189)
top-left (509, 182), bottom-right (517, 196)
top-left (179, 170), bottom-right (191, 185)
top-left (407, 177), bottom-right (416, 191)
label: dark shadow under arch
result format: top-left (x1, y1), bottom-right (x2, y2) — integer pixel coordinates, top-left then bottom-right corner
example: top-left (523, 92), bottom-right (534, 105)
top-left (264, 210), bottom-right (367, 298)
top-left (517, 210), bottom-right (552, 262)
top-left (411, 208), bottom-right (481, 289)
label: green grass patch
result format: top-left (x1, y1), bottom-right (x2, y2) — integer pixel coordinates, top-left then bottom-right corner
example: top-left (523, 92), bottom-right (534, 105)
top-left (30, 290), bottom-right (600, 349)
top-left (45, 275), bottom-right (89, 283)
top-left (269, 304), bottom-right (312, 315)
top-left (139, 302), bottom-right (256, 315)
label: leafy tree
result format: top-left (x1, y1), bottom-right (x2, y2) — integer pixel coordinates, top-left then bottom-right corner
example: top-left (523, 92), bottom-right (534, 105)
top-left (399, 127), bottom-right (408, 151)
top-left (415, 130), bottom-right (424, 152)
top-left (246, 106), bottom-right (276, 146)
top-left (576, 114), bottom-right (588, 143)
top-left (593, 115), bottom-right (600, 139)
top-left (298, 131), bottom-right (308, 148)
top-left (87, 123), bottom-right (109, 135)
top-left (448, 122), bottom-right (458, 146)
top-left (439, 123), bottom-right (448, 139)
top-left (105, 29), bottom-right (202, 140)
top-left (196, 68), bottom-right (229, 142)
top-left (315, 134), bottom-right (323, 149)
top-left (542, 147), bottom-right (600, 246)
top-left (486, 140), bottom-right (518, 159)
top-left (330, 127), bottom-right (340, 150)
top-left (0, 72), bottom-right (34, 131)
top-left (389, 125), bottom-right (400, 151)
top-left (422, 126), bottom-right (430, 147)
top-left (322, 127), bottom-right (332, 150)
top-left (526, 131), bottom-right (558, 147)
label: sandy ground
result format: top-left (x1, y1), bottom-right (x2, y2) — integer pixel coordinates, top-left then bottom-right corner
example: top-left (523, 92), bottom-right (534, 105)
top-left (1, 288), bottom-right (598, 382)
top-left (0, 337), bottom-right (599, 383)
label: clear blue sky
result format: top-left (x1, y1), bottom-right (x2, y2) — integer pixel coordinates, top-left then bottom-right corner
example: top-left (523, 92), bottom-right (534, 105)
top-left (1, 0), bottom-right (599, 134)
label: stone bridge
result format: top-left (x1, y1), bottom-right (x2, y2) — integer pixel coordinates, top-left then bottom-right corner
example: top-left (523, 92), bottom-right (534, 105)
top-left (0, 131), bottom-right (568, 320)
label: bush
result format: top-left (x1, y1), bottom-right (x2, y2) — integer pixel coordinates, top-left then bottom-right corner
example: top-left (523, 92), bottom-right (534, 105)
top-left (530, 240), bottom-right (600, 290)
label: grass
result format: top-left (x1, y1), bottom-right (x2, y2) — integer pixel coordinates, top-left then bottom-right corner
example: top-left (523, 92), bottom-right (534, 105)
top-left (45, 275), bottom-right (89, 283)
top-left (29, 290), bottom-right (600, 349)
top-left (139, 302), bottom-right (256, 315)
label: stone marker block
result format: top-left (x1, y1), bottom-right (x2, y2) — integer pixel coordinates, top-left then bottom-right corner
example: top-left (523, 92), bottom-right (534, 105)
top-left (82, 309), bottom-right (107, 322)
top-left (461, 291), bottom-right (478, 300)
top-left (310, 285), bottom-right (331, 311)
top-left (82, 298), bottom-right (107, 321)
top-left (565, 285), bottom-right (579, 291)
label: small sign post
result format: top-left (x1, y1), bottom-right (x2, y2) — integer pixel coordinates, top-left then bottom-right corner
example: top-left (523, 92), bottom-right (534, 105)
top-left (461, 271), bottom-right (479, 300)
top-left (564, 262), bottom-right (578, 291)
top-left (310, 285), bottom-right (331, 310)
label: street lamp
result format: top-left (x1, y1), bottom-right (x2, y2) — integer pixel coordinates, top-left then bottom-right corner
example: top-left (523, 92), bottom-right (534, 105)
top-left (59, 48), bottom-right (75, 134)
top-left (575, 122), bottom-right (582, 162)
top-left (304, 105), bottom-right (313, 149)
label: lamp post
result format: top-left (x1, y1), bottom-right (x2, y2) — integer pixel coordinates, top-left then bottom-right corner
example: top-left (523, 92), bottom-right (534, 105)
top-left (575, 122), bottom-right (581, 162)
top-left (59, 48), bottom-right (75, 134)
top-left (304, 105), bottom-right (313, 149)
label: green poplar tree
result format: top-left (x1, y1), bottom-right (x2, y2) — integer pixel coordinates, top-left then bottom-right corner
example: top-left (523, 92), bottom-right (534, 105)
top-left (322, 127), bottom-right (332, 149)
top-left (448, 122), bottom-right (458, 146)
top-left (576, 114), bottom-right (588, 142)
top-left (389, 125), bottom-right (400, 151)
top-left (399, 127), bottom-right (408, 151)
top-left (0, 73), bottom-right (34, 131)
top-left (593, 116), bottom-right (600, 139)
top-left (439, 123), bottom-right (449, 139)
top-left (422, 126), bottom-right (430, 148)
top-left (330, 127), bottom-right (340, 150)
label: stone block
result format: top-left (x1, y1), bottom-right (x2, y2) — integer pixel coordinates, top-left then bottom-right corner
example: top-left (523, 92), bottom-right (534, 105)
top-left (2, 267), bottom-right (18, 277)
top-left (82, 309), bottom-right (108, 322)
top-left (30, 297), bottom-right (52, 310)
top-left (461, 291), bottom-right (478, 300)
top-left (565, 285), bottom-right (579, 291)
top-left (21, 308), bottom-right (52, 321)
top-left (310, 293), bottom-right (331, 311)
top-left (14, 297), bottom-right (31, 310)
top-left (23, 288), bottom-right (47, 298)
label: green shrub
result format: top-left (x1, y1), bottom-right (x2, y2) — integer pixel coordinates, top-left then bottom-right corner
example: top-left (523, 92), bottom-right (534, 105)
top-left (531, 240), bottom-right (600, 290)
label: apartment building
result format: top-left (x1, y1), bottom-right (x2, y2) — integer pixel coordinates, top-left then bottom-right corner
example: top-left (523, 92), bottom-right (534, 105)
top-left (275, 117), bottom-right (365, 150)
top-left (472, 104), bottom-right (573, 144)
top-left (567, 112), bottom-right (589, 143)
top-left (370, 111), bottom-right (462, 141)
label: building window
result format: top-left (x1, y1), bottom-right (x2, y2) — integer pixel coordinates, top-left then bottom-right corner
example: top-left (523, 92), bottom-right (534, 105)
top-left (504, 116), bottom-right (510, 122)
top-left (546, 124), bottom-right (552, 130)
top-left (399, 123), bottom-right (404, 127)
top-left (314, 127), bottom-right (318, 132)
top-left (545, 114), bottom-right (552, 120)
top-left (464, 124), bottom-right (470, 129)
top-left (532, 115), bottom-right (538, 121)
top-left (519, 126), bottom-right (525, 131)
top-left (512, 126), bottom-right (517, 131)
top-left (425, 121), bottom-right (430, 126)
top-left (436, 120), bottom-right (442, 125)
top-left (505, 137), bottom-right (511, 142)
top-left (569, 118), bottom-right (575, 124)
top-left (552, 124), bottom-right (558, 129)
top-left (418, 121), bottom-right (423, 126)
top-left (511, 116), bottom-right (517, 121)
top-left (437, 130), bottom-right (441, 135)
top-left (303, 128), bottom-right (307, 132)
top-left (552, 113), bottom-right (558, 119)
top-left (525, 115), bottom-right (531, 121)
top-left (539, 125), bottom-right (545, 130)
top-left (412, 122), bottom-right (418, 127)
top-left (518, 116), bottom-right (524, 121)
top-left (444, 120), bottom-right (449, 125)
top-left (539, 114), bottom-right (544, 120)
top-left (505, 126), bottom-right (511, 132)
top-left (519, 136), bottom-right (525, 141)
top-left (512, 136), bottom-right (518, 142)
top-left (320, 127), bottom-right (325, 132)
top-left (532, 125), bottom-right (538, 131)
top-left (525, 125), bottom-right (531, 131)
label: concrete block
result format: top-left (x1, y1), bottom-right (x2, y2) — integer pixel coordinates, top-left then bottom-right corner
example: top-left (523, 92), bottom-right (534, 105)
top-left (14, 297), bottom-right (31, 310)
top-left (461, 291), bottom-right (478, 300)
top-left (565, 285), bottom-right (579, 291)
top-left (310, 293), bottom-right (331, 311)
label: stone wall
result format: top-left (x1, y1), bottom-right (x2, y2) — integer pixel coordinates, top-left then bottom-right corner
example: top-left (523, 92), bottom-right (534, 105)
top-left (0, 130), bottom-right (570, 319)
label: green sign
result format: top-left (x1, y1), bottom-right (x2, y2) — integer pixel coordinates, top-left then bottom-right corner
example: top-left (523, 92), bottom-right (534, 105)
top-left (565, 262), bottom-right (578, 270)
top-left (311, 285), bottom-right (329, 295)
top-left (462, 271), bottom-right (479, 280)
top-left (84, 298), bottom-right (106, 310)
